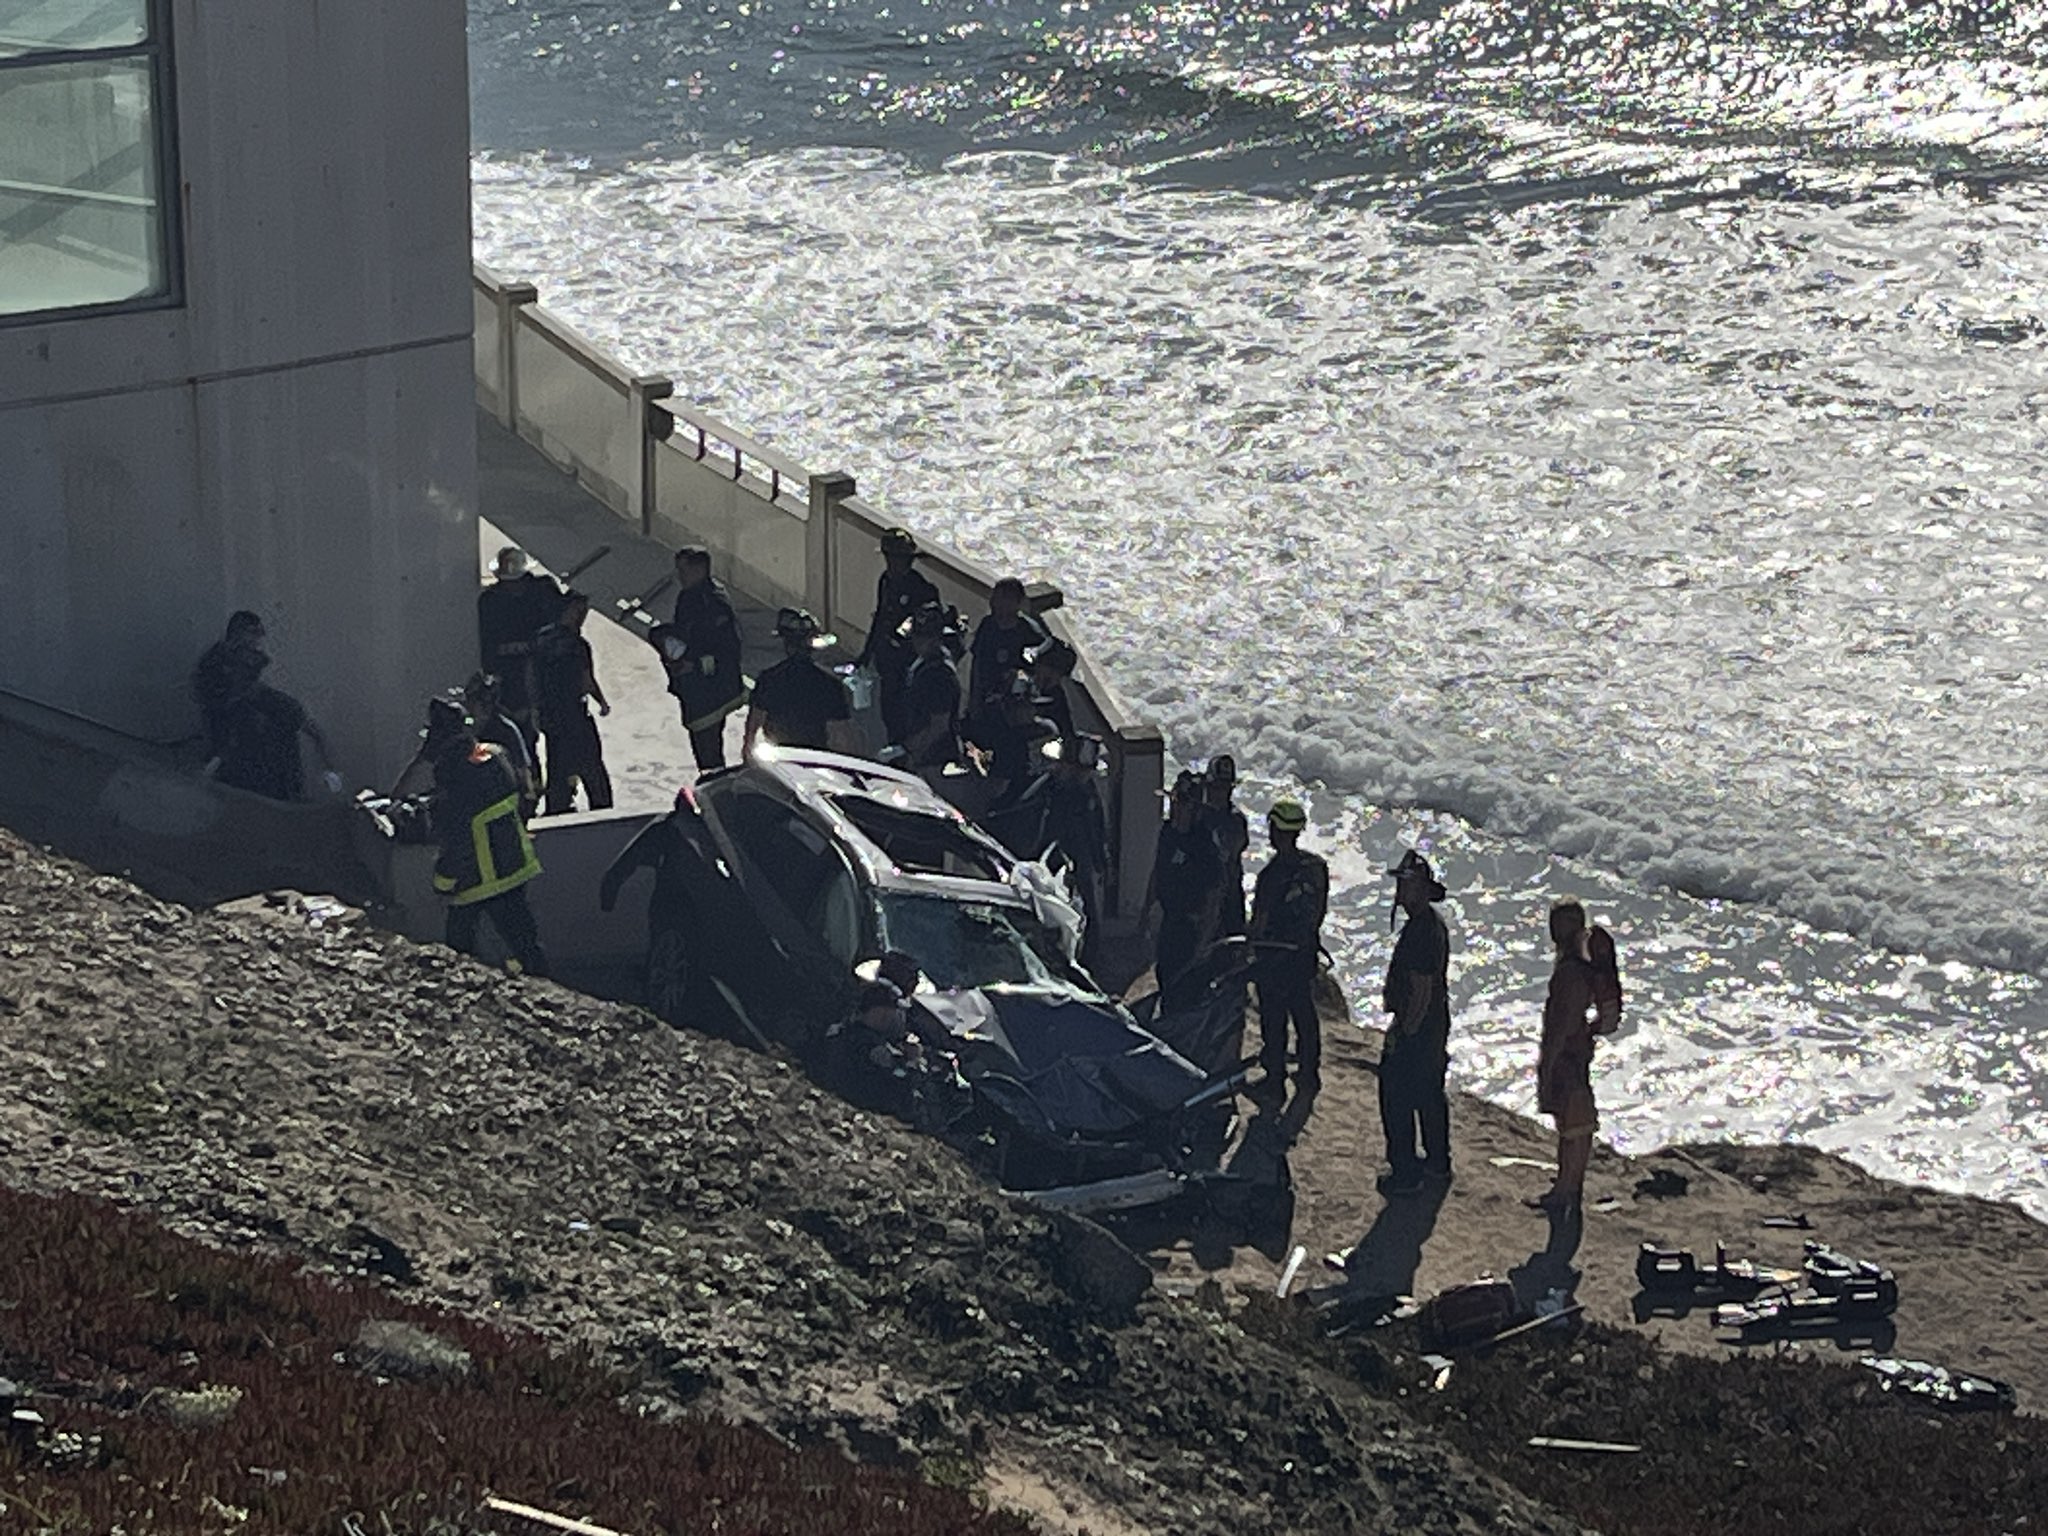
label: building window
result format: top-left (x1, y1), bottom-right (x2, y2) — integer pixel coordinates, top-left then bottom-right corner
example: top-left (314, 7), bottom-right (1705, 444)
top-left (0, 0), bottom-right (179, 321)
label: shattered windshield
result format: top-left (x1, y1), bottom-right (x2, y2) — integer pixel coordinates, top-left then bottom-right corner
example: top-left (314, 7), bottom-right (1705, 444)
top-left (876, 894), bottom-right (1072, 993)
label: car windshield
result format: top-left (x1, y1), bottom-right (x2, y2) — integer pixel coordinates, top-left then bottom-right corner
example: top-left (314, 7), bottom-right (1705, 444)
top-left (833, 796), bottom-right (1009, 882)
top-left (876, 893), bottom-right (1072, 992)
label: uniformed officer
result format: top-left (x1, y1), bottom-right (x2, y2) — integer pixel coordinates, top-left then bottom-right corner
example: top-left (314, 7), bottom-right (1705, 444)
top-left (1026, 637), bottom-right (1079, 742)
top-left (420, 697), bottom-right (547, 976)
top-left (1248, 799), bottom-right (1328, 1100)
top-left (534, 591), bottom-right (614, 815)
top-left (476, 547), bottom-right (565, 753)
top-left (1202, 754), bottom-right (1251, 937)
top-left (663, 545), bottom-right (748, 770)
top-left (1379, 849), bottom-right (1452, 1193)
top-left (1151, 769), bottom-right (1224, 1006)
top-left (745, 608), bottom-right (851, 754)
top-left (894, 605), bottom-right (963, 769)
top-left (854, 528), bottom-right (939, 742)
top-left (462, 672), bottom-right (538, 820)
top-left (1043, 734), bottom-right (1111, 967)
top-left (968, 576), bottom-right (1048, 727)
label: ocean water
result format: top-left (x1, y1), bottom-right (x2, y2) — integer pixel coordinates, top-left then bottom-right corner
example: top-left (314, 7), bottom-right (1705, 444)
top-left (466, 0), bottom-right (2048, 1215)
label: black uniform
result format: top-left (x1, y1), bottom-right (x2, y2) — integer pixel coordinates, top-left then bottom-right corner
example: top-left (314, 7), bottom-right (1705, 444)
top-left (984, 709), bottom-right (1058, 789)
top-left (1250, 847), bottom-right (1329, 1081)
top-left (478, 573), bottom-right (565, 745)
top-left (669, 579), bottom-right (747, 769)
top-left (430, 740), bottom-right (547, 976)
top-left (192, 640), bottom-right (266, 758)
top-left (1381, 903), bottom-right (1452, 1179)
top-left (858, 565), bottom-right (939, 741)
top-left (900, 654), bottom-right (962, 768)
top-left (1153, 820), bottom-right (1224, 1004)
top-left (751, 654), bottom-right (851, 750)
top-left (215, 685), bottom-right (307, 802)
top-left (1045, 773), bottom-right (1110, 962)
top-left (1206, 801), bottom-right (1251, 936)
top-left (534, 624), bottom-right (613, 815)
top-left (968, 611), bottom-right (1048, 718)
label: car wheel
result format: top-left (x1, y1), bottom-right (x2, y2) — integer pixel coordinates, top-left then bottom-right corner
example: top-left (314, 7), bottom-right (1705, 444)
top-left (646, 920), bottom-right (696, 1026)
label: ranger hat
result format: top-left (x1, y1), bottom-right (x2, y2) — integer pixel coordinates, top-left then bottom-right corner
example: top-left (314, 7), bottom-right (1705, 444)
top-left (1267, 798), bottom-right (1308, 832)
top-left (880, 527), bottom-right (920, 559)
top-left (1388, 848), bottom-right (1448, 901)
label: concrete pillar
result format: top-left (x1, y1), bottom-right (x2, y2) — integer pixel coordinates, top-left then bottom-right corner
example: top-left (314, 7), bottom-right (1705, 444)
top-left (807, 470), bottom-right (856, 633)
top-left (1109, 725), bottom-right (1166, 928)
top-left (630, 375), bottom-right (674, 538)
top-left (1024, 580), bottom-right (1064, 616)
top-left (497, 280), bottom-right (539, 432)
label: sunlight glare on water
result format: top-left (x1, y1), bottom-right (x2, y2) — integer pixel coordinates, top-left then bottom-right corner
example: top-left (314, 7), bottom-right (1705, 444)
top-left (469, 0), bottom-right (2048, 1214)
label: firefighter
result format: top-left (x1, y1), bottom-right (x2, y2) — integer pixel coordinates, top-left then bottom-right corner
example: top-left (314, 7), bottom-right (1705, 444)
top-left (1151, 769), bottom-right (1224, 1007)
top-left (1202, 754), bottom-right (1251, 937)
top-left (893, 604), bottom-right (963, 769)
top-left (663, 545), bottom-right (748, 770)
top-left (462, 672), bottom-right (538, 819)
top-left (1043, 733), bottom-right (1111, 967)
top-left (476, 547), bottom-right (565, 752)
top-left (855, 528), bottom-right (939, 742)
top-left (534, 591), bottom-right (614, 815)
top-left (420, 697), bottom-right (547, 977)
top-left (967, 576), bottom-right (1048, 729)
top-left (1248, 799), bottom-right (1328, 1101)
top-left (1379, 849), bottom-right (1452, 1193)
top-left (745, 607), bottom-right (851, 754)
top-left (1025, 636), bottom-right (1079, 741)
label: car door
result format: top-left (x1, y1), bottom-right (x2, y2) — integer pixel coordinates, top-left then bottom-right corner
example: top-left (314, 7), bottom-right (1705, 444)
top-left (723, 791), bottom-right (864, 975)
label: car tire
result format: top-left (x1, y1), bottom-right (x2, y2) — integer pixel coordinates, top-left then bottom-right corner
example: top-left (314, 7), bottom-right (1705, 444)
top-left (645, 918), bottom-right (697, 1027)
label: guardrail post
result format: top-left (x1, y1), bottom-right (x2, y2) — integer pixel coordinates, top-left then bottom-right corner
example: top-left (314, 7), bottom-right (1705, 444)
top-left (807, 470), bottom-right (855, 633)
top-left (1023, 580), bottom-right (1064, 615)
top-left (1109, 724), bottom-right (1165, 929)
top-left (631, 376), bottom-right (674, 538)
top-left (495, 281), bottom-right (539, 432)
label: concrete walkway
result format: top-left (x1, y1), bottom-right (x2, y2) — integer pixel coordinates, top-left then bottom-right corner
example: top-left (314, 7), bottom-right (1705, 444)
top-left (475, 409), bottom-right (799, 817)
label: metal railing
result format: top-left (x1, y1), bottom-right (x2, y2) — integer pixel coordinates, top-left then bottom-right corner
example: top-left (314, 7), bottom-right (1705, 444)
top-left (472, 262), bottom-right (1164, 926)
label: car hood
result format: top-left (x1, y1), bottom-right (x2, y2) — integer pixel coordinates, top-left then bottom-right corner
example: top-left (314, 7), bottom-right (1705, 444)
top-left (917, 987), bottom-right (1206, 1138)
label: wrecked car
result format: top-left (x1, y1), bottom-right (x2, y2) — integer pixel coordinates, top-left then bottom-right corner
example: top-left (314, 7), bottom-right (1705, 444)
top-left (598, 748), bottom-right (1245, 1188)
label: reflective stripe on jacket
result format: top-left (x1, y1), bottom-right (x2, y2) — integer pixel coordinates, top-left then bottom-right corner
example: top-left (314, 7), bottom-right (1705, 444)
top-left (432, 745), bottom-right (541, 905)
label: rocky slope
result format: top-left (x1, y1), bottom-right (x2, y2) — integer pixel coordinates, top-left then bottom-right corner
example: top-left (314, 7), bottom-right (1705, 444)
top-left (0, 830), bottom-right (1576, 1536)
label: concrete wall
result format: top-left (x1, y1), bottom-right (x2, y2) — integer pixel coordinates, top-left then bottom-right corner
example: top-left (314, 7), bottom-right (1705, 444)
top-left (0, 0), bottom-right (479, 787)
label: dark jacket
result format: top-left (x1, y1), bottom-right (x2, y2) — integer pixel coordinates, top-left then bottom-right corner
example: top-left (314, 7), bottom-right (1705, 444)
top-left (1250, 847), bottom-right (1329, 952)
top-left (968, 611), bottom-right (1048, 713)
top-left (1155, 820), bottom-right (1225, 920)
top-left (478, 573), bottom-right (565, 714)
top-left (430, 741), bottom-right (541, 906)
top-left (858, 566), bottom-right (940, 668)
top-left (751, 654), bottom-right (851, 749)
top-left (668, 579), bottom-right (747, 731)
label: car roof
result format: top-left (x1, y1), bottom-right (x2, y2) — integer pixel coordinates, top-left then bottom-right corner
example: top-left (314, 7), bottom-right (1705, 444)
top-left (702, 749), bottom-right (1026, 901)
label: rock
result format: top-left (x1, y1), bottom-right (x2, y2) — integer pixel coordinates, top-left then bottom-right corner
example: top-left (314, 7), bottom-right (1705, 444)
top-left (1043, 1210), bottom-right (1151, 1319)
top-left (344, 1222), bottom-right (417, 1286)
